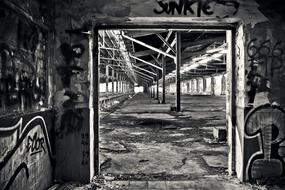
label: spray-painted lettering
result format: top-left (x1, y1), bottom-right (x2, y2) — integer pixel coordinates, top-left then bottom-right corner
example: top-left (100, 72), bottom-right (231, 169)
top-left (154, 0), bottom-right (239, 17)
top-left (26, 132), bottom-right (46, 155)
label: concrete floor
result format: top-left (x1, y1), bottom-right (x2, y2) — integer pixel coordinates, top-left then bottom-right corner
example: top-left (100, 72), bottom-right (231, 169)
top-left (52, 93), bottom-right (281, 189)
top-left (96, 93), bottom-right (260, 189)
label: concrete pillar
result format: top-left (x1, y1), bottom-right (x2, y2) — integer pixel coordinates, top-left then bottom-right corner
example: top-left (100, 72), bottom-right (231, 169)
top-left (105, 65), bottom-right (109, 93)
top-left (162, 56), bottom-right (166, 103)
top-left (111, 68), bottom-right (114, 93)
top-left (176, 32), bottom-right (181, 112)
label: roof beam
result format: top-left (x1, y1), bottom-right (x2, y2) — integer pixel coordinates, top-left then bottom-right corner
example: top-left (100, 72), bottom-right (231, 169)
top-left (150, 54), bottom-right (162, 66)
top-left (132, 64), bottom-right (157, 76)
top-left (130, 54), bottom-right (162, 70)
top-left (157, 31), bottom-right (175, 59)
top-left (136, 72), bottom-right (153, 81)
top-left (134, 70), bottom-right (154, 80)
top-left (137, 75), bottom-right (151, 82)
top-left (156, 33), bottom-right (175, 54)
top-left (126, 31), bottom-right (162, 38)
top-left (134, 49), bottom-right (156, 57)
top-left (182, 37), bottom-right (225, 50)
top-left (122, 33), bottom-right (175, 60)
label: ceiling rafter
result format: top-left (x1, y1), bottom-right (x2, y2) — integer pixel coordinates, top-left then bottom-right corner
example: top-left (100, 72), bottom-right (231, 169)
top-left (132, 64), bottom-right (157, 76)
top-left (134, 70), bottom-right (154, 80)
top-left (156, 33), bottom-right (176, 54)
top-left (130, 54), bottom-right (162, 70)
top-left (122, 33), bottom-right (175, 60)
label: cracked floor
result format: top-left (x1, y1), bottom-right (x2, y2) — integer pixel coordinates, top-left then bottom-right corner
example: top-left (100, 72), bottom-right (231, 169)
top-left (97, 93), bottom-right (262, 189)
top-left (53, 93), bottom-right (273, 189)
top-left (100, 93), bottom-right (228, 179)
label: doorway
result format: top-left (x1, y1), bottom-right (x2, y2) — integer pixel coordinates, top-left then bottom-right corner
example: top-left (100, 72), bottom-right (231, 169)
top-left (90, 20), bottom-right (238, 184)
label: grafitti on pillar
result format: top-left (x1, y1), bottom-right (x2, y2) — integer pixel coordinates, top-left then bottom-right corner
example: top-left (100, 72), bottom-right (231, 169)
top-left (153, 0), bottom-right (239, 18)
top-left (0, 113), bottom-right (54, 190)
top-left (81, 133), bottom-right (89, 165)
top-left (244, 104), bottom-right (285, 180)
top-left (246, 39), bottom-right (285, 105)
top-left (3, 163), bottom-right (29, 190)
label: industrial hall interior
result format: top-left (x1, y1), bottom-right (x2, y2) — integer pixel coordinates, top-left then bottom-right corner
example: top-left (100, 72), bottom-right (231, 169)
top-left (1, 0), bottom-right (285, 190)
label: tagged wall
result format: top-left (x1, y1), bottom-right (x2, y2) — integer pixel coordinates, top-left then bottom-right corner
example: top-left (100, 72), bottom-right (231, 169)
top-left (0, 111), bottom-right (55, 190)
top-left (243, 10), bottom-right (285, 181)
top-left (0, 0), bottom-right (55, 189)
top-left (54, 0), bottom-right (285, 183)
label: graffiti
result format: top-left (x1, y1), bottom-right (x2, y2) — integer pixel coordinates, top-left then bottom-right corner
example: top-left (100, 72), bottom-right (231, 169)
top-left (4, 162), bottom-right (29, 190)
top-left (81, 133), bottom-right (89, 165)
top-left (0, 114), bottom-right (54, 189)
top-left (244, 104), bottom-right (285, 180)
top-left (247, 39), bottom-right (284, 79)
top-left (26, 132), bottom-right (46, 155)
top-left (153, 0), bottom-right (239, 17)
top-left (246, 39), bottom-right (284, 105)
top-left (0, 19), bottom-right (48, 113)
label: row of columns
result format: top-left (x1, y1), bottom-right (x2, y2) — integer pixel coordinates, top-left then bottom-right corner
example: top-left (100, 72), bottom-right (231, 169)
top-left (105, 65), bottom-right (132, 93)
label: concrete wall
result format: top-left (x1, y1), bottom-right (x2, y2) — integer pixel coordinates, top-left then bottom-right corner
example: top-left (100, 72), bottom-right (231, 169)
top-left (54, 108), bottom-right (90, 183)
top-left (47, 0), bottom-right (285, 184)
top-left (242, 10), bottom-right (285, 181)
top-left (0, 0), bottom-right (281, 186)
top-left (0, 110), bottom-right (55, 190)
top-left (0, 0), bottom-right (55, 189)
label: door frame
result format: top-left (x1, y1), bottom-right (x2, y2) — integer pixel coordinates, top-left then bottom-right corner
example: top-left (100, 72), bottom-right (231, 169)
top-left (89, 17), bottom-right (240, 179)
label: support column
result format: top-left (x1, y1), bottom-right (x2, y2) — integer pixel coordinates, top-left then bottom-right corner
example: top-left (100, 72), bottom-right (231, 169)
top-left (116, 72), bottom-right (119, 93)
top-left (162, 56), bottom-right (166, 104)
top-left (121, 76), bottom-right (123, 93)
top-left (111, 68), bottom-right (114, 93)
top-left (176, 32), bottom-right (181, 112)
top-left (156, 69), bottom-right (159, 101)
top-left (105, 65), bottom-right (109, 93)
top-left (118, 74), bottom-right (121, 93)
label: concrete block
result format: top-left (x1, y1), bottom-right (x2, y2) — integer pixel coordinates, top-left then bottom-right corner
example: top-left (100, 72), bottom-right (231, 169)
top-left (213, 127), bottom-right (227, 141)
